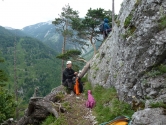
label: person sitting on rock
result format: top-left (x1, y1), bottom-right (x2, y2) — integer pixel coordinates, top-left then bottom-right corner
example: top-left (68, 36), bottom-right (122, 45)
top-left (62, 61), bottom-right (77, 94)
top-left (103, 18), bottom-right (112, 39)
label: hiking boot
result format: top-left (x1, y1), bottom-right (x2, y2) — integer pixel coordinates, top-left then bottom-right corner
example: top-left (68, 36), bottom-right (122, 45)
top-left (76, 96), bottom-right (80, 99)
top-left (70, 91), bottom-right (74, 96)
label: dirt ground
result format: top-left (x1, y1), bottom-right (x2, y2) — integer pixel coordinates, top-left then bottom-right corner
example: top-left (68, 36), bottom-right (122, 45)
top-left (60, 93), bottom-right (97, 125)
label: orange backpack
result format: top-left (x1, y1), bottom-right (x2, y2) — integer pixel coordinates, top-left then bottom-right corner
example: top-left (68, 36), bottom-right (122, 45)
top-left (74, 78), bottom-right (80, 95)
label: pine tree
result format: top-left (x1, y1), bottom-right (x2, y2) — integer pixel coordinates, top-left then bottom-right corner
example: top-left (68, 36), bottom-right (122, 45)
top-left (0, 54), bottom-right (16, 123)
top-left (52, 4), bottom-right (79, 83)
top-left (71, 8), bottom-right (113, 56)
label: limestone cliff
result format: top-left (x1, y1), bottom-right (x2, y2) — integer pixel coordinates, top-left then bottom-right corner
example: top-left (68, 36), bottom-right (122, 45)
top-left (88, 0), bottom-right (166, 124)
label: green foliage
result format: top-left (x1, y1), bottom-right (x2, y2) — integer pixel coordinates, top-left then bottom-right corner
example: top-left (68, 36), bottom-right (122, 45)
top-left (0, 26), bottom-right (61, 105)
top-left (0, 70), bottom-right (8, 83)
top-left (95, 67), bottom-right (99, 71)
top-left (142, 79), bottom-right (148, 86)
top-left (41, 115), bottom-right (56, 125)
top-left (158, 15), bottom-right (166, 30)
top-left (158, 64), bottom-right (166, 73)
top-left (56, 49), bottom-right (84, 72)
top-left (0, 55), bottom-right (17, 123)
top-left (150, 101), bottom-right (166, 109)
top-left (135, 0), bottom-right (141, 7)
top-left (52, 4), bottom-right (83, 49)
top-left (84, 82), bottom-right (93, 96)
top-left (115, 20), bottom-right (121, 27)
top-left (62, 102), bottom-right (71, 110)
top-left (42, 115), bottom-right (67, 125)
top-left (147, 70), bottom-right (162, 77)
top-left (122, 25), bottom-right (136, 39)
top-left (81, 74), bottom-right (88, 83)
top-left (51, 115), bottom-right (67, 125)
top-left (84, 81), bottom-right (134, 124)
top-left (96, 53), bottom-right (100, 58)
top-left (145, 64), bottom-right (166, 78)
top-left (124, 14), bottom-right (133, 28)
top-left (56, 49), bottom-right (81, 60)
top-left (71, 8), bottom-right (114, 55)
top-left (0, 87), bottom-right (17, 123)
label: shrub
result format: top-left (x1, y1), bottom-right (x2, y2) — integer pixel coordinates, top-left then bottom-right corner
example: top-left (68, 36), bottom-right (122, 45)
top-left (124, 14), bottom-right (133, 28)
top-left (84, 84), bottom-right (134, 124)
top-left (42, 115), bottom-right (67, 125)
top-left (158, 64), bottom-right (166, 73)
top-left (122, 26), bottom-right (136, 39)
top-left (158, 16), bottom-right (166, 30)
top-left (41, 115), bottom-right (56, 125)
top-left (146, 70), bottom-right (162, 77)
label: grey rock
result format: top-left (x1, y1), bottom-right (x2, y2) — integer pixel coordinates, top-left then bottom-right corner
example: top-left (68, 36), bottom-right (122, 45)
top-left (148, 90), bottom-right (158, 96)
top-left (146, 88), bottom-right (151, 93)
top-left (88, 0), bottom-right (166, 102)
top-left (131, 108), bottom-right (166, 125)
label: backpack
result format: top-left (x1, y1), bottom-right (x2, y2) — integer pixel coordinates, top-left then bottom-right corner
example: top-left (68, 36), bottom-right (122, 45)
top-left (99, 23), bottom-right (104, 33)
top-left (100, 116), bottom-right (131, 125)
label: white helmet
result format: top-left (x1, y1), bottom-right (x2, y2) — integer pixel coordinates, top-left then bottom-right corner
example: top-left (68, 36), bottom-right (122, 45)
top-left (66, 61), bottom-right (72, 65)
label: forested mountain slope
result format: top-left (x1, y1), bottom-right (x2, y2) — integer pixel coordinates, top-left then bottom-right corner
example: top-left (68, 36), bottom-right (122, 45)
top-left (0, 26), bottom-right (61, 102)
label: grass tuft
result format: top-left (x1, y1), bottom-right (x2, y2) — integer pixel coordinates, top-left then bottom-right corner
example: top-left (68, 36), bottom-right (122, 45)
top-left (158, 15), bottom-right (166, 30)
top-left (158, 64), bottom-right (166, 73)
top-left (123, 25), bottom-right (136, 39)
top-left (146, 70), bottom-right (162, 77)
top-left (41, 115), bottom-right (56, 125)
top-left (84, 83), bottom-right (134, 124)
top-left (42, 115), bottom-right (67, 125)
top-left (124, 14), bottom-right (133, 28)
top-left (150, 101), bottom-right (166, 109)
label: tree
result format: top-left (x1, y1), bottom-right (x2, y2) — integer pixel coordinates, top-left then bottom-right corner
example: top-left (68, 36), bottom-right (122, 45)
top-left (56, 49), bottom-right (86, 62)
top-left (72, 8), bottom-right (112, 55)
top-left (56, 49), bottom-right (86, 71)
top-left (52, 4), bottom-right (79, 82)
top-left (0, 57), bottom-right (8, 86)
top-left (0, 55), bottom-right (16, 123)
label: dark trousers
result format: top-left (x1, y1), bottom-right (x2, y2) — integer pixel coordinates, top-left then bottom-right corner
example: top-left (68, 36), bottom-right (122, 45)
top-left (63, 79), bottom-right (74, 90)
top-left (103, 29), bottom-right (112, 39)
top-left (63, 78), bottom-right (84, 93)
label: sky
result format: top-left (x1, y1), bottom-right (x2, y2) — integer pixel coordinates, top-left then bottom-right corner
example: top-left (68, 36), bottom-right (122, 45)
top-left (0, 0), bottom-right (123, 29)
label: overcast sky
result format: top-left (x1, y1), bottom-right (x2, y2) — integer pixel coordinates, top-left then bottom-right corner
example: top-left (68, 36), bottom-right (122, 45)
top-left (0, 0), bottom-right (123, 29)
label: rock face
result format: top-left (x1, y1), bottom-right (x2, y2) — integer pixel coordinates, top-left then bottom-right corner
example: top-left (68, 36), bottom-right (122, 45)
top-left (88, 0), bottom-right (166, 101)
top-left (88, 0), bottom-right (166, 124)
top-left (131, 108), bottom-right (166, 125)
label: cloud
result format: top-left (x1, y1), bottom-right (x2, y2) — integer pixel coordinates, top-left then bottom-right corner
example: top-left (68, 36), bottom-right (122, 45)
top-left (0, 0), bottom-right (123, 29)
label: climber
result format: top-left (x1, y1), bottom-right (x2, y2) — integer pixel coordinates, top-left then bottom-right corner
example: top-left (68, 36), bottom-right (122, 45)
top-left (62, 61), bottom-right (77, 94)
top-left (103, 18), bottom-right (112, 39)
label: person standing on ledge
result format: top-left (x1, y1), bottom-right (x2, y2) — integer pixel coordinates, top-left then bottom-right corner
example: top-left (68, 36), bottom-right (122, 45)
top-left (103, 18), bottom-right (112, 39)
top-left (62, 61), bottom-right (77, 95)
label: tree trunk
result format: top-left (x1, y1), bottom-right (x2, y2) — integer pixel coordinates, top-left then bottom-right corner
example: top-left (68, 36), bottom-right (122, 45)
top-left (14, 31), bottom-right (19, 119)
top-left (112, 0), bottom-right (115, 28)
top-left (61, 36), bottom-right (66, 84)
top-left (16, 86), bottom-right (66, 125)
top-left (90, 37), bottom-right (97, 56)
top-left (61, 19), bottom-right (69, 84)
top-left (78, 62), bottom-right (90, 78)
